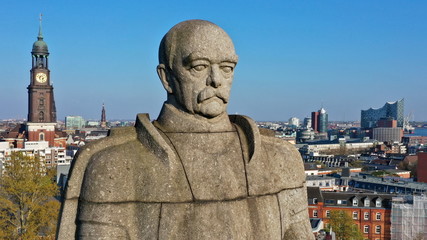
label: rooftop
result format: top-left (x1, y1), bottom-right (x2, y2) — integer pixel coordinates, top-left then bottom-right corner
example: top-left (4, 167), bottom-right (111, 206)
top-left (351, 175), bottom-right (427, 192)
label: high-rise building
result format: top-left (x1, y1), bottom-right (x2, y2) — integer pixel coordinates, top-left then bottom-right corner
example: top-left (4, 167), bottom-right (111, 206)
top-left (311, 108), bottom-right (328, 133)
top-left (318, 108), bottom-right (328, 133)
top-left (311, 111), bottom-right (319, 132)
top-left (361, 99), bottom-right (404, 129)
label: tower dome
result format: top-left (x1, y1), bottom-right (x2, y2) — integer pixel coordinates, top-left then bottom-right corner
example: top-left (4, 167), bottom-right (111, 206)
top-left (32, 16), bottom-right (49, 56)
top-left (32, 39), bottom-right (48, 55)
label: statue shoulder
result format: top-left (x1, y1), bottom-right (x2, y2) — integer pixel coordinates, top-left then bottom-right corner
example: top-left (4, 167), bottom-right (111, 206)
top-left (254, 131), bottom-right (305, 192)
top-left (230, 114), bottom-right (305, 196)
top-left (57, 126), bottom-right (139, 238)
top-left (79, 139), bottom-right (148, 202)
top-left (64, 126), bottom-right (138, 200)
top-left (259, 129), bottom-right (302, 162)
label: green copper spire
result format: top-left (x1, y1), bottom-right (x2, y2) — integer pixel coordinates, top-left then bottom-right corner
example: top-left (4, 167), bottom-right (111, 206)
top-left (32, 13), bottom-right (49, 56)
top-left (38, 13), bottom-right (43, 40)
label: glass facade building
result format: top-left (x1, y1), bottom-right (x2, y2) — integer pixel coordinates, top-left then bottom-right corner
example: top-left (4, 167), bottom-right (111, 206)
top-left (361, 99), bottom-right (404, 129)
top-left (311, 108), bottom-right (328, 133)
top-left (318, 108), bottom-right (328, 133)
top-left (65, 116), bottom-right (85, 130)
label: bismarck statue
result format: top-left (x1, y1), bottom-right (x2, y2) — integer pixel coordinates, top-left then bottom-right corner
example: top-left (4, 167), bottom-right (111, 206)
top-left (57, 20), bottom-right (313, 239)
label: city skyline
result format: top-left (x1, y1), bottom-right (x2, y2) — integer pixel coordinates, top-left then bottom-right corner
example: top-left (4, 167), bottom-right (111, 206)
top-left (1, 1), bottom-right (426, 121)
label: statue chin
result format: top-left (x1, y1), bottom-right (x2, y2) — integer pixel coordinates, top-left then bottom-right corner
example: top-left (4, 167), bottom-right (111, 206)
top-left (197, 100), bottom-right (226, 119)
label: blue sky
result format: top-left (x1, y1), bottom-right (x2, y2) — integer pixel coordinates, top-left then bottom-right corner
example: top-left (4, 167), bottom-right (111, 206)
top-left (1, 1), bottom-right (426, 121)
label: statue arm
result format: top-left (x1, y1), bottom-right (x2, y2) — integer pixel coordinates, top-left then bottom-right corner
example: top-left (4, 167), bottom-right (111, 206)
top-left (278, 186), bottom-right (314, 240)
top-left (262, 136), bottom-right (313, 239)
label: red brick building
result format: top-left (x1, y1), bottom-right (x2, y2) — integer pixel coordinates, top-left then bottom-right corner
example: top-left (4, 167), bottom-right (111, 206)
top-left (377, 118), bottom-right (397, 128)
top-left (417, 152), bottom-right (427, 183)
top-left (311, 111), bottom-right (319, 132)
top-left (307, 187), bottom-right (393, 240)
top-left (402, 136), bottom-right (427, 148)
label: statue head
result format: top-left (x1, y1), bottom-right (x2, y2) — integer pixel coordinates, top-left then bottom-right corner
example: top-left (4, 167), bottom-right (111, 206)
top-left (157, 20), bottom-right (238, 119)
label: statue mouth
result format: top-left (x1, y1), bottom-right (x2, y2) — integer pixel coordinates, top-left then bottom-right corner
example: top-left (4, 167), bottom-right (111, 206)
top-left (197, 88), bottom-right (228, 104)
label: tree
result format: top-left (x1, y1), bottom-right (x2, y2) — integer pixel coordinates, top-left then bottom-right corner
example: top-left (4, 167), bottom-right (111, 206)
top-left (314, 160), bottom-right (326, 168)
top-left (349, 160), bottom-right (364, 168)
top-left (327, 210), bottom-right (364, 240)
top-left (398, 160), bottom-right (418, 178)
top-left (0, 152), bottom-right (60, 239)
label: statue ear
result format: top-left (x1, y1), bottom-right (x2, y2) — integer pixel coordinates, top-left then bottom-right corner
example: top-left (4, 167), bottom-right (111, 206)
top-left (157, 64), bottom-right (173, 94)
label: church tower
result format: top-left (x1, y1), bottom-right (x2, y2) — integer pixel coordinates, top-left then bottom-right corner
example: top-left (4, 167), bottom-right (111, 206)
top-left (26, 15), bottom-right (57, 145)
top-left (100, 103), bottom-right (107, 129)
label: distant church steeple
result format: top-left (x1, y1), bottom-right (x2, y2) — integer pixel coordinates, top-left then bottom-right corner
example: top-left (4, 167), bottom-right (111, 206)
top-left (100, 103), bottom-right (107, 129)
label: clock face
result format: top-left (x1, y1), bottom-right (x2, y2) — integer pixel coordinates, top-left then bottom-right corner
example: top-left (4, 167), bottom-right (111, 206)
top-left (35, 73), bottom-right (47, 83)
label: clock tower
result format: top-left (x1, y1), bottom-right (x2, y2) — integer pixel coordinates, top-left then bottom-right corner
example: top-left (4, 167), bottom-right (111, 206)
top-left (27, 16), bottom-right (58, 145)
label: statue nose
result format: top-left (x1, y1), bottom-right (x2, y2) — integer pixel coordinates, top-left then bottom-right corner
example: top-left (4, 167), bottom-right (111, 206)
top-left (207, 65), bottom-right (222, 88)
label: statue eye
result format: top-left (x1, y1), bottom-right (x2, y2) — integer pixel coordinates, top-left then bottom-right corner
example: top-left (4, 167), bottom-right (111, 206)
top-left (221, 66), bottom-right (233, 73)
top-left (193, 65), bottom-right (207, 71)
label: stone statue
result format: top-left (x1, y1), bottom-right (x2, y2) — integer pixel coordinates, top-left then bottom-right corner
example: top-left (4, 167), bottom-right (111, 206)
top-left (57, 20), bottom-right (313, 239)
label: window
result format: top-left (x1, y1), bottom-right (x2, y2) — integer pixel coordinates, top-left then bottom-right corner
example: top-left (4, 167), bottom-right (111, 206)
top-left (376, 213), bottom-right (381, 220)
top-left (39, 111), bottom-right (44, 121)
top-left (353, 198), bottom-right (358, 206)
top-left (364, 225), bottom-right (369, 233)
top-left (364, 212), bottom-right (369, 220)
top-left (376, 200), bottom-right (382, 207)
top-left (313, 198), bottom-right (318, 204)
top-left (313, 210), bottom-right (318, 218)
top-left (375, 225), bottom-right (381, 234)
top-left (39, 132), bottom-right (45, 141)
top-left (364, 199), bottom-right (370, 207)
top-left (353, 211), bottom-right (358, 219)
top-left (326, 210), bottom-right (330, 218)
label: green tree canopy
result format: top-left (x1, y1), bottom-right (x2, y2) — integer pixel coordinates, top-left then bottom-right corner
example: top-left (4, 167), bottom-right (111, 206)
top-left (327, 210), bottom-right (364, 240)
top-left (0, 152), bottom-right (59, 239)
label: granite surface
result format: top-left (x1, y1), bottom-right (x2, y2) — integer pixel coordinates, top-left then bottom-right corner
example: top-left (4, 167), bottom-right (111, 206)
top-left (57, 20), bottom-right (313, 240)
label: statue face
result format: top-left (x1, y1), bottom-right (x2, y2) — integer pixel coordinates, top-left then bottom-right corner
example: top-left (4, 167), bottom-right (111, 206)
top-left (159, 21), bottom-right (238, 119)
